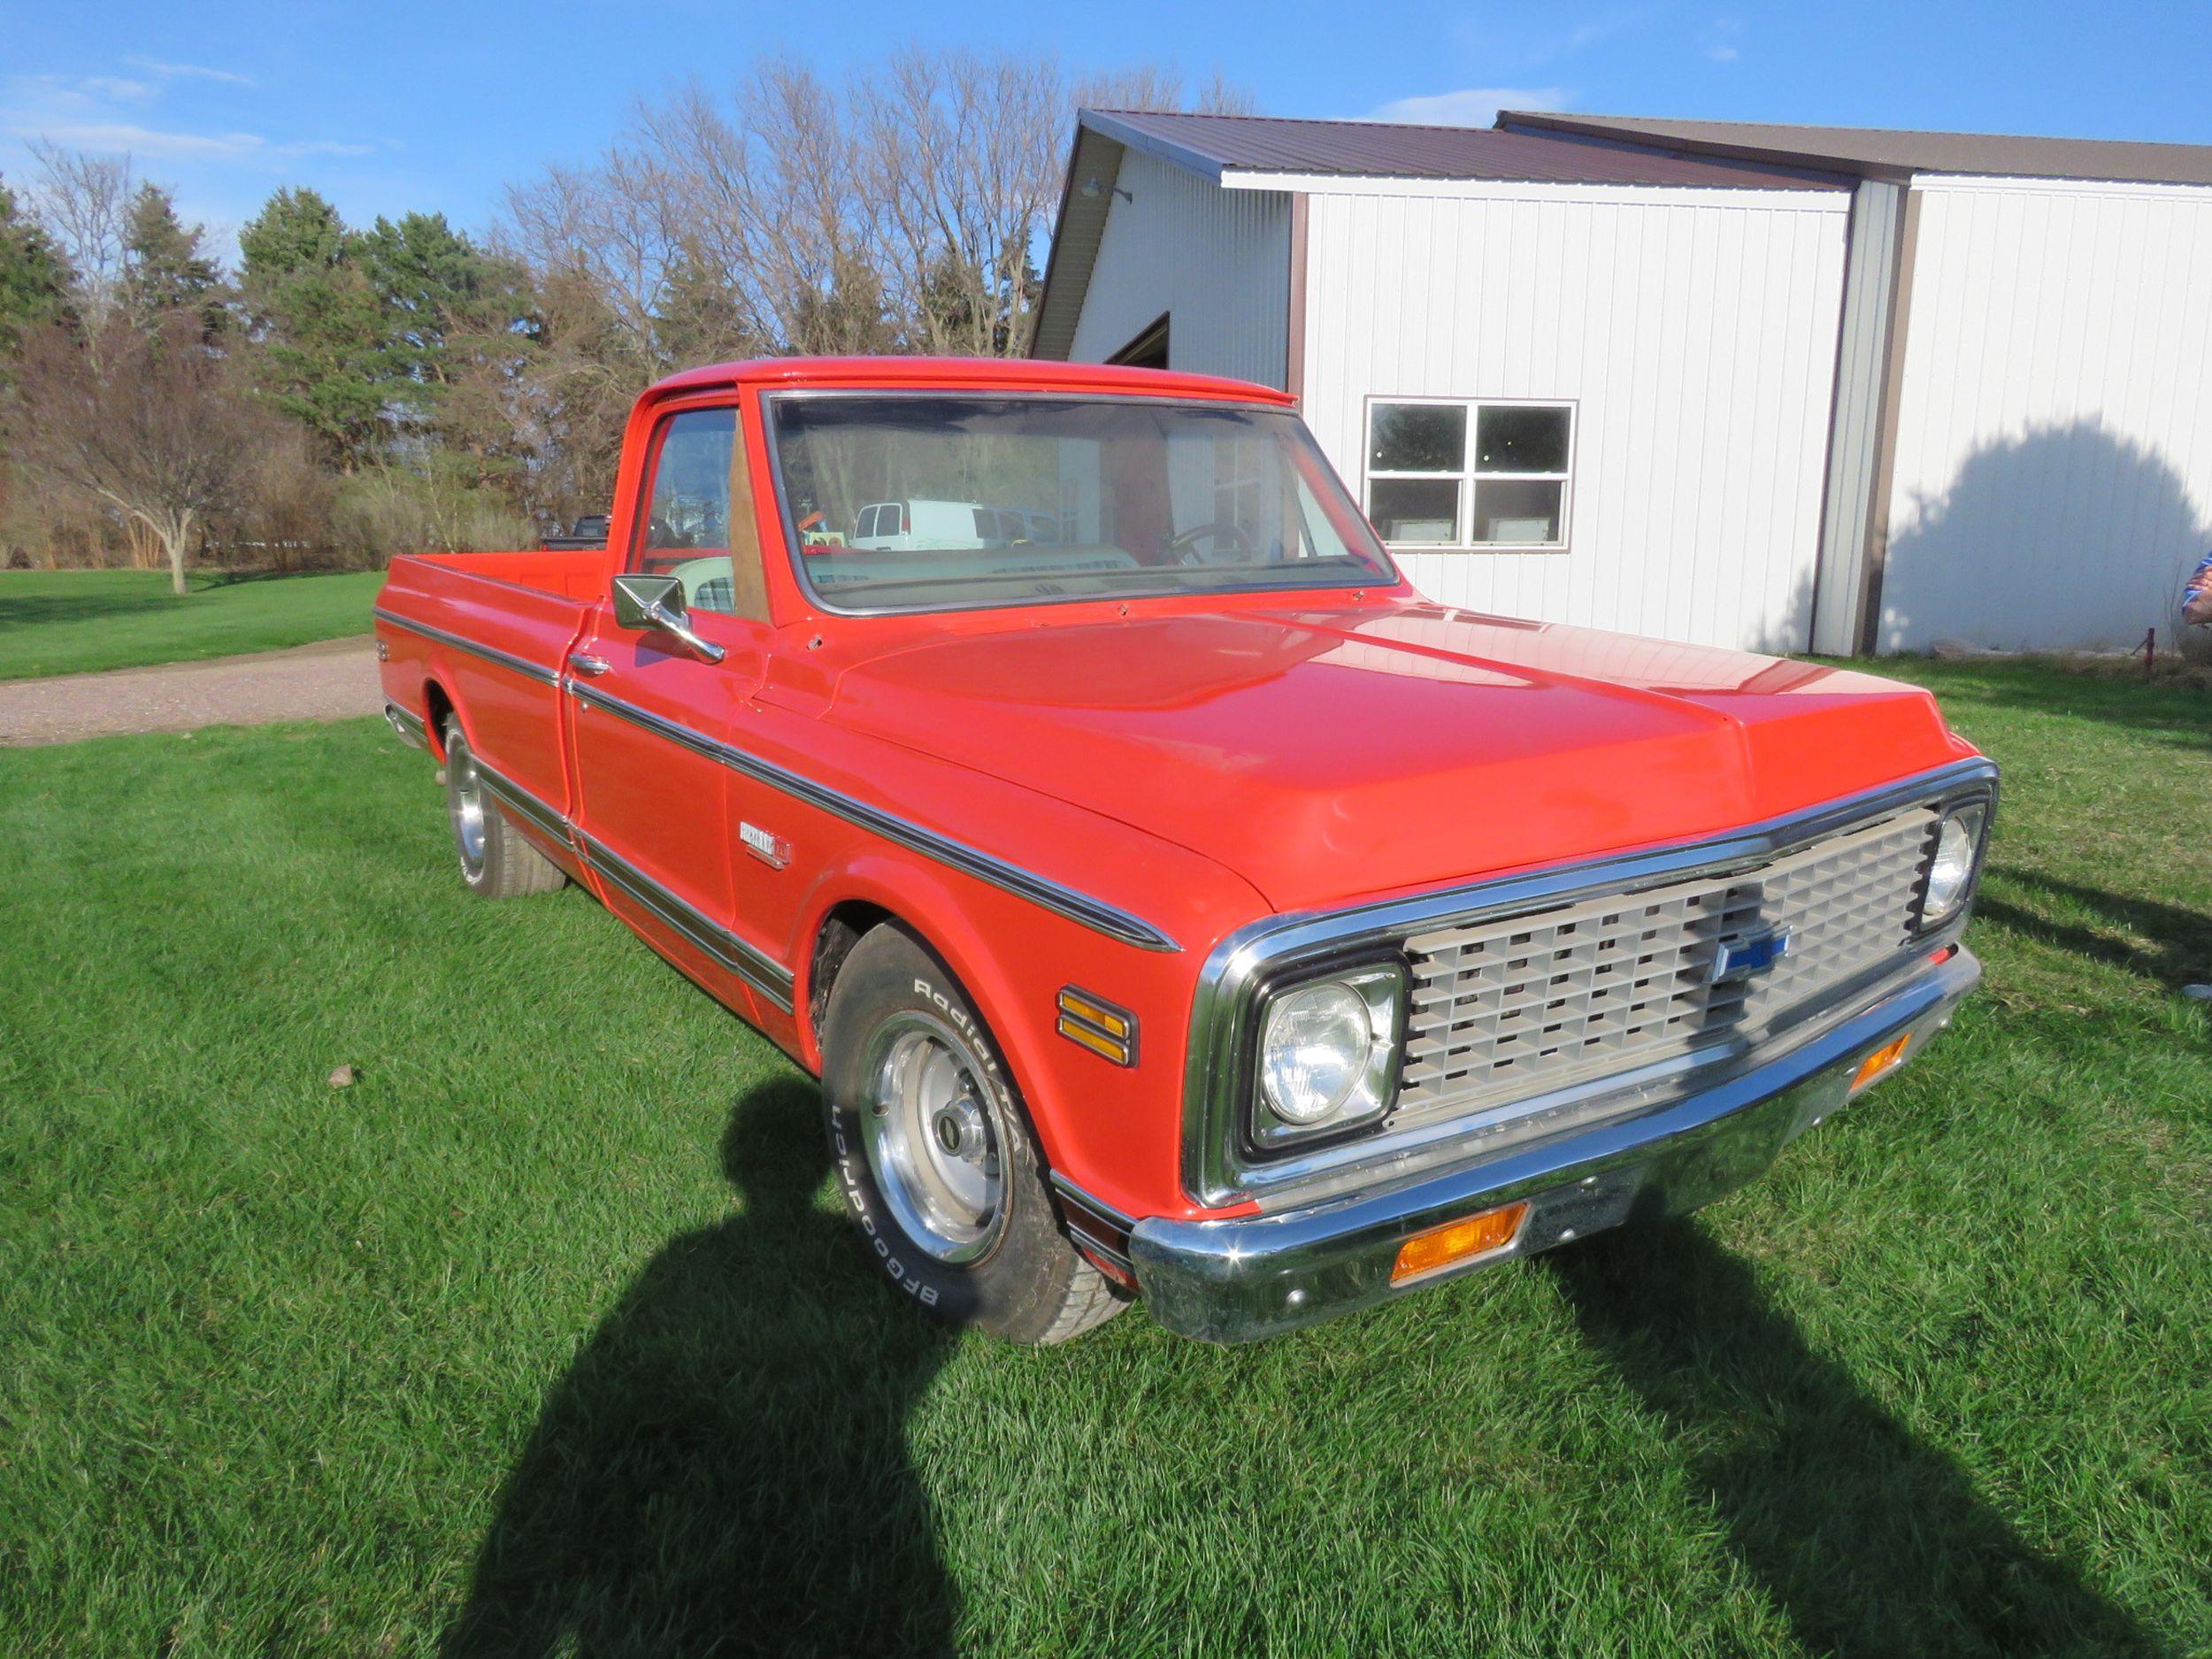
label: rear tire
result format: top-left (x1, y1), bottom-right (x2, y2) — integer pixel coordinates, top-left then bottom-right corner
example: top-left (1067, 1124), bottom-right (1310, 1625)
top-left (442, 718), bottom-right (565, 899)
top-left (821, 924), bottom-right (1125, 1345)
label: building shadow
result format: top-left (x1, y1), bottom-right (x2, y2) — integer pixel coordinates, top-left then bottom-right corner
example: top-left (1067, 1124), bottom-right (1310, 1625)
top-left (440, 1074), bottom-right (957, 1659)
top-left (1978, 868), bottom-right (2212, 990)
top-left (1550, 1223), bottom-right (2162, 1658)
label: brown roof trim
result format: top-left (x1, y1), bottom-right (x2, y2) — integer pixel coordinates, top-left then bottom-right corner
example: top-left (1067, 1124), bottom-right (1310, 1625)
top-left (1502, 111), bottom-right (2212, 188)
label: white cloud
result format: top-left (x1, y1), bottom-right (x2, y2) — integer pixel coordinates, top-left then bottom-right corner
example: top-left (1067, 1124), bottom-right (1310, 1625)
top-left (125, 58), bottom-right (255, 87)
top-left (1455, 8), bottom-right (1653, 67)
top-left (1363, 87), bottom-right (1571, 127)
top-left (5, 119), bottom-right (265, 158)
top-left (81, 76), bottom-right (157, 103)
top-left (1701, 19), bottom-right (1746, 62)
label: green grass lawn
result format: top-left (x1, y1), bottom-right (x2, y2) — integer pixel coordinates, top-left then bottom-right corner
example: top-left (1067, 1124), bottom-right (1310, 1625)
top-left (1, 660), bottom-right (2206, 1656)
top-left (0, 568), bottom-right (383, 680)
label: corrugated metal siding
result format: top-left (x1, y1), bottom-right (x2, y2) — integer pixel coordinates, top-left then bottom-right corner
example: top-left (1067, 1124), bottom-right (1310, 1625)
top-left (1877, 177), bottom-right (2212, 652)
top-left (1302, 188), bottom-right (1849, 653)
top-left (1811, 180), bottom-right (1905, 653)
top-left (1065, 150), bottom-right (1290, 388)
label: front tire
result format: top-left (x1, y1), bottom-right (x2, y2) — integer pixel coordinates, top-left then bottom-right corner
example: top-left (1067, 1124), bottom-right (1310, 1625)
top-left (821, 925), bottom-right (1125, 1345)
top-left (442, 718), bottom-right (565, 899)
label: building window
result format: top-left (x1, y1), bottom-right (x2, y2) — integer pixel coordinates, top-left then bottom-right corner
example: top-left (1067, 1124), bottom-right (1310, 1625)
top-left (1365, 399), bottom-right (1574, 549)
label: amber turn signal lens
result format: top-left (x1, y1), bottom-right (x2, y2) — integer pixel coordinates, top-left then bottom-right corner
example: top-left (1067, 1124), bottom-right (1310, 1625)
top-left (1850, 1033), bottom-right (1911, 1094)
top-left (1391, 1202), bottom-right (1529, 1284)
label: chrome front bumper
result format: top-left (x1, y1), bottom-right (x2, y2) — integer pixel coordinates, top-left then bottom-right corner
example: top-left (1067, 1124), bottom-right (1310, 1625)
top-left (1129, 948), bottom-right (1980, 1343)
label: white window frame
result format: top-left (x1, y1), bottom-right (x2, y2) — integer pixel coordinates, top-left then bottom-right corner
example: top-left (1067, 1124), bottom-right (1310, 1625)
top-left (1363, 396), bottom-right (1577, 551)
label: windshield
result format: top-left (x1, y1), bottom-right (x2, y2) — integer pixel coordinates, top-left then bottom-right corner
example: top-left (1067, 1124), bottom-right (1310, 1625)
top-left (767, 393), bottom-right (1397, 613)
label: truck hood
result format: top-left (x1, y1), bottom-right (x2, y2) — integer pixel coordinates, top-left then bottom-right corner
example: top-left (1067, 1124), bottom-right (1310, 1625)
top-left (825, 603), bottom-right (1973, 913)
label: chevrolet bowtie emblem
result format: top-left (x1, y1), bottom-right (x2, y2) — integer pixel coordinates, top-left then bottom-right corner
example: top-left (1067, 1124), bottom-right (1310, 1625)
top-left (1711, 927), bottom-right (1793, 984)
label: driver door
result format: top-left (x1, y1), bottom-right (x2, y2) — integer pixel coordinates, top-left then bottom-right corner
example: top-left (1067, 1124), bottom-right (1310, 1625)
top-left (570, 403), bottom-right (784, 1019)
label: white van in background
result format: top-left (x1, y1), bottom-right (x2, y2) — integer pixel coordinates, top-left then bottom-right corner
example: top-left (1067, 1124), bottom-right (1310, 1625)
top-left (851, 500), bottom-right (1063, 550)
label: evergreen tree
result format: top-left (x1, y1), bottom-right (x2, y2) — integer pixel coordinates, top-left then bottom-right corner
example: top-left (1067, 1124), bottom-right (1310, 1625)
top-left (0, 179), bottom-right (73, 359)
top-left (120, 184), bottom-right (224, 335)
top-left (237, 188), bottom-right (391, 472)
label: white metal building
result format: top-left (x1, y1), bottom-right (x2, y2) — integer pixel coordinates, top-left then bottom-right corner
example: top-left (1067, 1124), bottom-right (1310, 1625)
top-left (1032, 110), bottom-right (2212, 655)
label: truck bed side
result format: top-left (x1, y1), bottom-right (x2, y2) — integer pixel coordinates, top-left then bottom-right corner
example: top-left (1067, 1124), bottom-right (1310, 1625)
top-left (373, 550), bottom-right (603, 841)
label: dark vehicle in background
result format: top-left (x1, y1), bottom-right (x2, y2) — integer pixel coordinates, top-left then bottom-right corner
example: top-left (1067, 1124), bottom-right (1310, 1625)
top-left (541, 514), bottom-right (611, 551)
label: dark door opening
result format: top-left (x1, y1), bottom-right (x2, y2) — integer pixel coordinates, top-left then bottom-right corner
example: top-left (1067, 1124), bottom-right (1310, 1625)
top-left (1108, 312), bottom-right (1170, 371)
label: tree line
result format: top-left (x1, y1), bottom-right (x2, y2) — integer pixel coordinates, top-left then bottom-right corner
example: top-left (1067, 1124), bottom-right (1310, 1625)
top-left (0, 51), bottom-right (1247, 594)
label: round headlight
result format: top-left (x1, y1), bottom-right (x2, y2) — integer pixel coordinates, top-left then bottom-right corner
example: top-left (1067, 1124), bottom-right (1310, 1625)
top-left (1923, 807), bottom-right (1985, 922)
top-left (1259, 981), bottom-right (1374, 1125)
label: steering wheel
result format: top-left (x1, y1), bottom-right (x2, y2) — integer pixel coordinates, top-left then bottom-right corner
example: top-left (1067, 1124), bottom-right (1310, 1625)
top-left (1165, 519), bottom-right (1254, 566)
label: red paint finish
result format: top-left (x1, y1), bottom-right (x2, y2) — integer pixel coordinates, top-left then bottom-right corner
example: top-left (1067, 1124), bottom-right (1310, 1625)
top-left (375, 356), bottom-right (1983, 1228)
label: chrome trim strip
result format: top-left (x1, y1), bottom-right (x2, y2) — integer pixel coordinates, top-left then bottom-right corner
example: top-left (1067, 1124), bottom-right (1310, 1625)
top-left (471, 756), bottom-right (573, 849)
top-left (567, 680), bottom-right (1180, 954)
top-left (574, 827), bottom-right (797, 1012)
top-left (1133, 948), bottom-right (1979, 1342)
top-left (1183, 755), bottom-right (2001, 1207)
top-left (373, 607), bottom-right (561, 687)
top-left (461, 741), bottom-right (796, 1012)
top-left (382, 702), bottom-right (428, 750)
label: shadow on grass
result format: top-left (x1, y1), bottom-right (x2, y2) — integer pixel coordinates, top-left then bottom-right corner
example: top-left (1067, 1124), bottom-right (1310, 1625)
top-left (1979, 869), bottom-right (2212, 990)
top-left (1552, 1223), bottom-right (2161, 1658)
top-left (1916, 662), bottom-right (2212, 754)
top-left (441, 1073), bottom-right (956, 1659)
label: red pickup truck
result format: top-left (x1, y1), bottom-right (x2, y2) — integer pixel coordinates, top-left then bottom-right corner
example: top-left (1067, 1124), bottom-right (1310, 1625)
top-left (375, 356), bottom-right (1995, 1345)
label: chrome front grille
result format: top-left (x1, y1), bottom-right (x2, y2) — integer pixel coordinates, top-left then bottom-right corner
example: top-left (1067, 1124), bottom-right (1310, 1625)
top-left (1396, 806), bottom-right (1939, 1128)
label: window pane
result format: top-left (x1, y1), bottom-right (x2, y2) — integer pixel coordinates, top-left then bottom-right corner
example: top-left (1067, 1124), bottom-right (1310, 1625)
top-left (1368, 477), bottom-right (1460, 544)
top-left (1369, 403), bottom-right (1466, 473)
top-left (1471, 479), bottom-right (1563, 544)
top-left (642, 409), bottom-right (736, 551)
top-left (769, 395), bottom-right (1395, 611)
top-left (1475, 405), bottom-right (1570, 474)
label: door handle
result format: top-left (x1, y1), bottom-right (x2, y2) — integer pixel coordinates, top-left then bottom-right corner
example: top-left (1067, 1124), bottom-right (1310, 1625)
top-left (569, 653), bottom-right (611, 678)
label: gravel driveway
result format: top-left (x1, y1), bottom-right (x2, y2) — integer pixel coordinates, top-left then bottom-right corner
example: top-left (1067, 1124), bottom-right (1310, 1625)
top-left (0, 636), bottom-right (383, 746)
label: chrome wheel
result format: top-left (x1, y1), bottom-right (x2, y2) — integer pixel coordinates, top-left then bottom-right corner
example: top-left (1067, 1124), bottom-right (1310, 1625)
top-left (449, 732), bottom-right (488, 879)
top-left (861, 1012), bottom-right (1005, 1264)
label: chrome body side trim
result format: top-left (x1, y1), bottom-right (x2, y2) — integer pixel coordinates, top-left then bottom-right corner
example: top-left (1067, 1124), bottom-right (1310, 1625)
top-left (1183, 756), bottom-right (2000, 1208)
top-left (382, 701), bottom-right (429, 750)
top-left (374, 607), bottom-right (561, 687)
top-left (566, 680), bottom-right (1180, 954)
top-left (471, 756), bottom-right (573, 850)
top-left (574, 827), bottom-right (797, 1012)
top-left (1133, 947), bottom-right (1979, 1342)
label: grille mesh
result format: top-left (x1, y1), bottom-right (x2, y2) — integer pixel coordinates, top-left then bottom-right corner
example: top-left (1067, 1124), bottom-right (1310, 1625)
top-left (1396, 807), bottom-right (1939, 1127)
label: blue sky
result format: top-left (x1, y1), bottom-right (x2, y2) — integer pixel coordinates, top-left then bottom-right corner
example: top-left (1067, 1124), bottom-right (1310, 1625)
top-left (6, 0), bottom-right (2210, 256)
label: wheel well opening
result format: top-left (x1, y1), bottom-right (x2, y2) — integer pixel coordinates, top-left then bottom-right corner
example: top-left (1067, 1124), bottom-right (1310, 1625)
top-left (808, 900), bottom-right (895, 1042)
top-left (423, 680), bottom-right (456, 758)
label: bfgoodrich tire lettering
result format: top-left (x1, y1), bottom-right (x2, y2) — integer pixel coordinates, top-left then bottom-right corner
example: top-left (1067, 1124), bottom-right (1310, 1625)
top-left (821, 925), bottom-right (1125, 1346)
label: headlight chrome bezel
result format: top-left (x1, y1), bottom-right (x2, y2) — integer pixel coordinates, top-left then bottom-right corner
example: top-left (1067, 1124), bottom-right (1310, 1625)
top-left (1246, 956), bottom-right (1407, 1155)
top-left (1914, 800), bottom-right (1992, 932)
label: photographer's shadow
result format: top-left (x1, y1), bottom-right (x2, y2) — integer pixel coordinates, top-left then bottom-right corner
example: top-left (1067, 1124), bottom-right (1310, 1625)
top-left (441, 1075), bottom-right (957, 1659)
top-left (1552, 1223), bottom-right (2160, 1657)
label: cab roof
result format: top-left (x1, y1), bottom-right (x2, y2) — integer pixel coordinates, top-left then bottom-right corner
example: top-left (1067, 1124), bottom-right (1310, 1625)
top-left (646, 355), bottom-right (1297, 406)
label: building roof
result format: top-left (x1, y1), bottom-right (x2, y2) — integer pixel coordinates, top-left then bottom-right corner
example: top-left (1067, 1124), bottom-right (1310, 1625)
top-left (1032, 109), bottom-right (1843, 361)
top-left (1502, 112), bottom-right (2212, 188)
top-left (1082, 107), bottom-right (1844, 190)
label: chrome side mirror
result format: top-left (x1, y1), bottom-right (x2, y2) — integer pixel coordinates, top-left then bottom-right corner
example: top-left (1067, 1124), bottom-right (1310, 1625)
top-left (611, 572), bottom-right (726, 664)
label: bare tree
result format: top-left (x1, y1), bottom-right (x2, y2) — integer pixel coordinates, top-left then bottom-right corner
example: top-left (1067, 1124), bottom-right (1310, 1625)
top-left (1075, 64), bottom-right (1258, 115)
top-left (502, 48), bottom-right (1257, 369)
top-left (9, 311), bottom-right (267, 594)
top-left (25, 142), bottom-right (134, 332)
top-left (858, 49), bottom-right (1065, 356)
